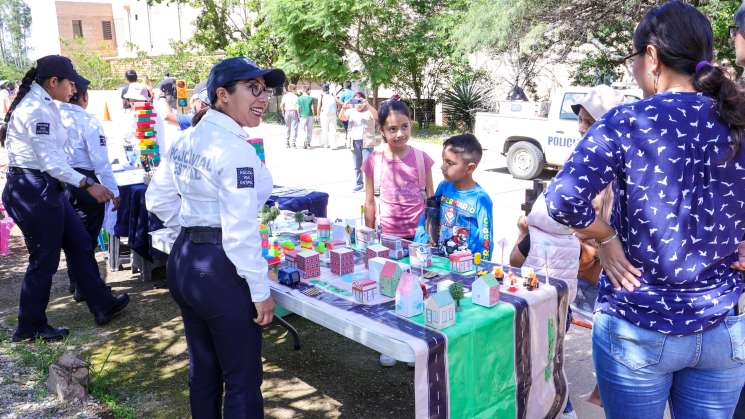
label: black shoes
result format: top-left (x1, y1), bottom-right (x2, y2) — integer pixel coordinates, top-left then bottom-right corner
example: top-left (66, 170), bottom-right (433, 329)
top-left (12, 324), bottom-right (70, 343)
top-left (94, 293), bottom-right (130, 326)
top-left (72, 285), bottom-right (113, 303)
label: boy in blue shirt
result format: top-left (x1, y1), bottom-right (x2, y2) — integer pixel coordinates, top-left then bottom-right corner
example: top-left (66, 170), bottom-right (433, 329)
top-left (415, 134), bottom-right (493, 259)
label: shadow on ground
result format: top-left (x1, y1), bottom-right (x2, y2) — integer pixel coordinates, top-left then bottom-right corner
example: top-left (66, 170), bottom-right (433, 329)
top-left (0, 233), bottom-right (415, 418)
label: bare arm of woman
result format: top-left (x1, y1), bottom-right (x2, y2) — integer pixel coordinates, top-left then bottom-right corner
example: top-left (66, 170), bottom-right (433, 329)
top-left (574, 218), bottom-right (641, 292)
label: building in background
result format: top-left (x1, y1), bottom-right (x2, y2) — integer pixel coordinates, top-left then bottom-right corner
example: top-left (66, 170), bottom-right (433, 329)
top-left (26, 0), bottom-right (200, 60)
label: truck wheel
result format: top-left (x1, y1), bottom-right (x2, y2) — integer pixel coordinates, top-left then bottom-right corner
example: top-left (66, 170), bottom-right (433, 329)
top-left (506, 141), bottom-right (545, 180)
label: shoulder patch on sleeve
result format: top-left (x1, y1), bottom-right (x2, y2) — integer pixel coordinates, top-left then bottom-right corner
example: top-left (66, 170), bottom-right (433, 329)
top-left (99, 135), bottom-right (107, 146)
top-left (236, 167), bottom-right (254, 189)
top-left (35, 122), bottom-right (50, 135)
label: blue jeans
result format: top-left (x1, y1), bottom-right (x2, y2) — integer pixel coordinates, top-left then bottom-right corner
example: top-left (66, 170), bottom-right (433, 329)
top-left (592, 311), bottom-right (745, 419)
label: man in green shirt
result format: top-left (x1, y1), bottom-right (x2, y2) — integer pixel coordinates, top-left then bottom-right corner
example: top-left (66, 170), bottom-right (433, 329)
top-left (297, 86), bottom-right (316, 149)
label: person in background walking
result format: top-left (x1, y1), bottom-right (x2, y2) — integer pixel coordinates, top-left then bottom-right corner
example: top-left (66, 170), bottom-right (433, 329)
top-left (297, 84), bottom-right (315, 149)
top-left (318, 83), bottom-right (338, 149)
top-left (281, 84), bottom-right (299, 148)
top-left (337, 81), bottom-right (355, 147)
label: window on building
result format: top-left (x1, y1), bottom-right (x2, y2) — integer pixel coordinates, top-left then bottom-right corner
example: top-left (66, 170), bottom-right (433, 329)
top-left (102, 21), bottom-right (113, 40)
top-left (72, 20), bottom-right (83, 38)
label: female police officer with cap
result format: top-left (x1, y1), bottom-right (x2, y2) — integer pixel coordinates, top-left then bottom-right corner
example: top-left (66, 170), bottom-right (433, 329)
top-left (146, 57), bottom-right (284, 418)
top-left (59, 73), bottom-right (121, 301)
top-left (0, 55), bottom-right (129, 343)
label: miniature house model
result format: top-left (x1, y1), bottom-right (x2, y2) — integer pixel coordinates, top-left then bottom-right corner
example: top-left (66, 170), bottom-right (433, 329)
top-left (355, 225), bottom-right (376, 250)
top-left (472, 275), bottom-right (500, 307)
top-left (450, 250), bottom-right (474, 273)
top-left (425, 291), bottom-right (456, 329)
top-left (395, 272), bottom-right (424, 317)
top-left (330, 247), bottom-right (355, 276)
top-left (296, 249), bottom-right (321, 278)
top-left (409, 243), bottom-right (433, 268)
top-left (285, 249), bottom-right (299, 269)
top-left (317, 218), bottom-right (331, 240)
top-left (366, 244), bottom-right (390, 268)
top-left (368, 257), bottom-right (389, 283)
top-left (326, 240), bottom-right (346, 250)
top-left (352, 279), bottom-right (377, 304)
top-left (379, 261), bottom-right (403, 297)
top-left (381, 234), bottom-right (405, 259)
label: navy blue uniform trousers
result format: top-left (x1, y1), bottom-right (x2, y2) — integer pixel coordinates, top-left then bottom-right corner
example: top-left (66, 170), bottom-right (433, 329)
top-left (65, 168), bottom-right (106, 289)
top-left (1, 169), bottom-right (115, 334)
top-left (167, 228), bottom-right (263, 419)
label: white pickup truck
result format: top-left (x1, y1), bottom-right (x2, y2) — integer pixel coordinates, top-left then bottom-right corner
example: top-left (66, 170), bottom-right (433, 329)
top-left (474, 87), bottom-right (641, 179)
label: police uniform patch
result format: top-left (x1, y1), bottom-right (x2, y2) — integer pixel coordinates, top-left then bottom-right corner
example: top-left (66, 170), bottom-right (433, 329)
top-left (35, 122), bottom-right (50, 135)
top-left (236, 167), bottom-right (254, 188)
top-left (99, 135), bottom-right (107, 146)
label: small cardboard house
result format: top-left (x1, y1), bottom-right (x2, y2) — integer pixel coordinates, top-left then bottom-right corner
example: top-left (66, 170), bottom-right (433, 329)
top-left (278, 267), bottom-right (301, 287)
top-left (395, 272), bottom-right (424, 317)
top-left (326, 240), bottom-right (346, 250)
top-left (352, 279), bottom-right (377, 304)
top-left (317, 218), bottom-right (331, 240)
top-left (472, 275), bottom-right (501, 307)
top-left (425, 291), bottom-right (456, 329)
top-left (296, 249), bottom-right (320, 278)
top-left (366, 244), bottom-right (390, 268)
top-left (381, 234), bottom-right (406, 259)
top-left (355, 225), bottom-right (376, 250)
top-left (379, 261), bottom-right (403, 297)
top-left (450, 250), bottom-right (474, 273)
top-left (368, 257), bottom-right (389, 283)
top-left (330, 247), bottom-right (355, 276)
top-left (285, 249), bottom-right (299, 269)
top-left (409, 243), bottom-right (433, 268)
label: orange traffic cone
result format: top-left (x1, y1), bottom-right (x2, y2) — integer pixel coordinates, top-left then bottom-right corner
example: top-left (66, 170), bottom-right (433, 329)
top-left (102, 102), bottom-right (112, 121)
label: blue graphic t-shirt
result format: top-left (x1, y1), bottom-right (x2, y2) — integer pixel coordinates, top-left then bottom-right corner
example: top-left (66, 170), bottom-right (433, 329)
top-left (415, 181), bottom-right (493, 259)
top-left (545, 91), bottom-right (745, 336)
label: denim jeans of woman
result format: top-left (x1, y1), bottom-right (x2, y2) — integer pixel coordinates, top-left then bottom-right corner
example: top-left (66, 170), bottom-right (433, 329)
top-left (592, 311), bottom-right (745, 419)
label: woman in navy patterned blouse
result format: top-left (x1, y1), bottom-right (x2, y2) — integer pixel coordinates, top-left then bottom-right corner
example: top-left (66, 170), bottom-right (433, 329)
top-left (545, 2), bottom-right (745, 418)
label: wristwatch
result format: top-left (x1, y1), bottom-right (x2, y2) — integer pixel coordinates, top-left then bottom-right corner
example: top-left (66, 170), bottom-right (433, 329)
top-left (81, 177), bottom-right (96, 189)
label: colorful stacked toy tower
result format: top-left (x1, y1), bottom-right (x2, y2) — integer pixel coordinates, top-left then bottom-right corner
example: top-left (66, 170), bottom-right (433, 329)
top-left (134, 103), bottom-right (159, 171)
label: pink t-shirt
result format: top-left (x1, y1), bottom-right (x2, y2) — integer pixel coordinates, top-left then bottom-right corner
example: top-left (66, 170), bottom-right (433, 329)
top-left (362, 146), bottom-right (434, 238)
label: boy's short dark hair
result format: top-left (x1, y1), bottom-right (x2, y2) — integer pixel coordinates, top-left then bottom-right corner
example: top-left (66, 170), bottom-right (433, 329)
top-left (443, 134), bottom-right (483, 164)
top-left (125, 69), bottom-right (137, 82)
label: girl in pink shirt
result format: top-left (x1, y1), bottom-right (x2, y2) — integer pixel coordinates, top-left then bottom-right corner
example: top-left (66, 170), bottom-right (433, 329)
top-left (362, 97), bottom-right (434, 239)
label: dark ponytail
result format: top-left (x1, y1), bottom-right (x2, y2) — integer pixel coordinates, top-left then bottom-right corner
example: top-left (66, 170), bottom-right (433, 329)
top-left (191, 106), bottom-right (209, 126)
top-left (0, 66), bottom-right (37, 147)
top-left (692, 65), bottom-right (745, 159)
top-left (634, 0), bottom-right (744, 159)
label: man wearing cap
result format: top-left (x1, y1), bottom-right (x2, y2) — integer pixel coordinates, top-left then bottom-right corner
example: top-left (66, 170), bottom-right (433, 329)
top-left (146, 56), bottom-right (285, 418)
top-left (120, 69), bottom-right (150, 110)
top-left (1, 55), bottom-right (129, 342)
top-left (58, 73), bottom-right (121, 301)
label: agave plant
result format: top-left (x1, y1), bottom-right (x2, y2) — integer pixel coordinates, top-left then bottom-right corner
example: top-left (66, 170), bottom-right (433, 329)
top-left (441, 77), bottom-right (493, 133)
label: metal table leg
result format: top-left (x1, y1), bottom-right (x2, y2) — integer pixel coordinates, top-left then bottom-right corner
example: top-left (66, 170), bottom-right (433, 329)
top-left (273, 315), bottom-right (301, 350)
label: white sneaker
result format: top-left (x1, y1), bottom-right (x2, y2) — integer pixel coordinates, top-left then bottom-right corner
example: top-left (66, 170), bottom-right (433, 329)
top-left (379, 354), bottom-right (396, 367)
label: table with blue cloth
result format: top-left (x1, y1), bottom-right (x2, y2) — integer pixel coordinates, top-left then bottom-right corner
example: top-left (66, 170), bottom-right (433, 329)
top-left (110, 171), bottom-right (330, 276)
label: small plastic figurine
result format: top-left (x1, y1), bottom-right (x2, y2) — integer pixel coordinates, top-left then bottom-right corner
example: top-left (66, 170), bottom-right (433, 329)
top-left (492, 266), bottom-right (505, 282)
top-left (507, 269), bottom-right (519, 293)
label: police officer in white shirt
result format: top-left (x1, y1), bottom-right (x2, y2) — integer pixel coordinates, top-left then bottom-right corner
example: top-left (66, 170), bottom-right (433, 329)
top-left (58, 73), bottom-right (120, 300)
top-left (146, 57), bottom-right (284, 417)
top-left (0, 56), bottom-right (129, 342)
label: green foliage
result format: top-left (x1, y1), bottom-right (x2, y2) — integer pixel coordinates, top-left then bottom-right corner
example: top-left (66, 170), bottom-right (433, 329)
top-left (294, 210), bottom-right (307, 229)
top-left (9, 337), bottom-right (66, 379)
top-left (699, 0), bottom-right (740, 68)
top-left (441, 75), bottom-right (492, 133)
top-left (259, 204), bottom-right (280, 226)
top-left (572, 53), bottom-right (624, 86)
top-left (63, 38), bottom-right (120, 89)
top-left (117, 41), bottom-right (218, 87)
top-left (0, 61), bottom-right (23, 81)
top-left (225, 22), bottom-right (285, 69)
top-left (0, 0), bottom-right (31, 69)
top-left (89, 350), bottom-right (137, 419)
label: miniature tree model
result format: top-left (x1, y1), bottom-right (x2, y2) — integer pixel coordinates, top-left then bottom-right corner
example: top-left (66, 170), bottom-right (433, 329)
top-left (259, 205), bottom-right (280, 234)
top-left (449, 282), bottom-right (465, 310)
top-left (294, 210), bottom-right (307, 230)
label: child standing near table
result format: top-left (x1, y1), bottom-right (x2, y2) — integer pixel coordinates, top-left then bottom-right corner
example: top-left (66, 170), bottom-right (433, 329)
top-left (362, 97), bottom-right (434, 240)
top-left (414, 134), bottom-right (493, 259)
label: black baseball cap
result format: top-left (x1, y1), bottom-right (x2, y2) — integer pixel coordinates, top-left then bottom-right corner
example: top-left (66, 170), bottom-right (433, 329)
top-left (36, 55), bottom-right (78, 81)
top-left (206, 57), bottom-right (285, 104)
top-left (72, 73), bottom-right (90, 92)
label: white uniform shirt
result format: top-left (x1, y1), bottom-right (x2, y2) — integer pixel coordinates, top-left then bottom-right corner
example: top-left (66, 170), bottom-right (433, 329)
top-left (281, 92), bottom-right (299, 112)
top-left (146, 109), bottom-right (273, 302)
top-left (4, 82), bottom-right (85, 186)
top-left (319, 93), bottom-right (337, 115)
top-left (58, 102), bottom-right (120, 198)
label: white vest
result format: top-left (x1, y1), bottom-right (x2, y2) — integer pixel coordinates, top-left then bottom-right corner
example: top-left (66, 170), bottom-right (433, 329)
top-left (524, 194), bottom-right (580, 302)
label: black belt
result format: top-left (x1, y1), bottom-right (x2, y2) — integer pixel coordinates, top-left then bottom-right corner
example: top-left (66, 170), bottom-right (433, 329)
top-left (183, 226), bottom-right (222, 244)
top-left (8, 166), bottom-right (43, 176)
